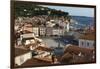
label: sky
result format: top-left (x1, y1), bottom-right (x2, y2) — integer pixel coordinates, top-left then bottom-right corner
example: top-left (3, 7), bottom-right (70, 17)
top-left (40, 5), bottom-right (94, 17)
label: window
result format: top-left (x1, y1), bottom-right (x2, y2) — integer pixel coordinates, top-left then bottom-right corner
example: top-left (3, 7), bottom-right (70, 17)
top-left (81, 41), bottom-right (84, 46)
top-left (87, 42), bottom-right (89, 46)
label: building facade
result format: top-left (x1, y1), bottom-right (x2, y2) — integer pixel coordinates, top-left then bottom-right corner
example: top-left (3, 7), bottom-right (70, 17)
top-left (46, 27), bottom-right (53, 36)
top-left (32, 27), bottom-right (39, 37)
top-left (79, 39), bottom-right (94, 48)
top-left (52, 28), bottom-right (64, 36)
top-left (79, 33), bottom-right (95, 48)
top-left (39, 27), bottom-right (46, 36)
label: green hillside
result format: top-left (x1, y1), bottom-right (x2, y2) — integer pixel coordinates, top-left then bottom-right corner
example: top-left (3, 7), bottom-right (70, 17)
top-left (14, 2), bottom-right (69, 17)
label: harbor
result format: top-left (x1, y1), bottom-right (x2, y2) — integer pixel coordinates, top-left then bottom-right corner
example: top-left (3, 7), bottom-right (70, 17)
top-left (13, 2), bottom-right (96, 67)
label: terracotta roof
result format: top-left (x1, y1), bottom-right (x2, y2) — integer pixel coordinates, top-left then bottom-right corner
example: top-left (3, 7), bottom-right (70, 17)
top-left (61, 52), bottom-right (73, 63)
top-left (64, 45), bottom-right (94, 55)
top-left (79, 33), bottom-right (95, 40)
top-left (62, 47), bottom-right (95, 64)
top-left (24, 24), bottom-right (32, 27)
top-left (15, 48), bottom-right (30, 57)
top-left (35, 46), bottom-right (53, 52)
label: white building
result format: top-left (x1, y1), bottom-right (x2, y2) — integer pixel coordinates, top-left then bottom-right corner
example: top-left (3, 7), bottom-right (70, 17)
top-left (25, 39), bottom-right (36, 46)
top-left (64, 20), bottom-right (70, 32)
top-left (52, 29), bottom-right (59, 36)
top-left (32, 27), bottom-right (39, 37)
top-left (15, 48), bottom-right (32, 66)
top-left (79, 33), bottom-right (95, 48)
top-left (59, 29), bottom-right (65, 36)
top-left (39, 27), bottom-right (46, 36)
top-left (20, 33), bottom-right (35, 39)
top-left (46, 21), bottom-right (55, 27)
top-left (33, 46), bottom-right (53, 62)
top-left (46, 27), bottom-right (53, 36)
top-left (58, 20), bottom-right (70, 32)
top-left (52, 28), bottom-right (64, 36)
top-left (66, 23), bottom-right (70, 32)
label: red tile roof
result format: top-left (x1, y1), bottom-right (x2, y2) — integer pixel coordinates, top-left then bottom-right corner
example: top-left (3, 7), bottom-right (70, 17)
top-left (15, 48), bottom-right (30, 57)
top-left (62, 45), bottom-right (95, 64)
top-left (79, 33), bottom-right (95, 40)
top-left (64, 45), bottom-right (94, 55)
top-left (35, 46), bottom-right (53, 52)
top-left (60, 52), bottom-right (73, 63)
